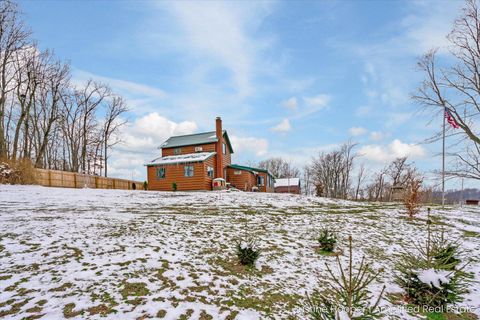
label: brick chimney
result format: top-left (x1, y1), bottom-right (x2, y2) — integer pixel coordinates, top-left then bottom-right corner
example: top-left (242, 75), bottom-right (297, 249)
top-left (215, 117), bottom-right (224, 179)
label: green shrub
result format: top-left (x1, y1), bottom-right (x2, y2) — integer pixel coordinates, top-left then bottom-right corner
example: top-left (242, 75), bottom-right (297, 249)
top-left (172, 182), bottom-right (177, 191)
top-left (235, 239), bottom-right (260, 267)
top-left (305, 236), bottom-right (385, 319)
top-left (143, 181), bottom-right (148, 190)
top-left (317, 228), bottom-right (337, 252)
top-left (395, 221), bottom-right (469, 310)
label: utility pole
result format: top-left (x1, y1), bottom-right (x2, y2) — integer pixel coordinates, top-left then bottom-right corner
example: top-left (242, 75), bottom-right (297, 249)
top-left (442, 108), bottom-right (446, 208)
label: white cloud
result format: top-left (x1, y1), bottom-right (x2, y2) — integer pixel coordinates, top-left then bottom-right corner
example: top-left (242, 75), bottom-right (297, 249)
top-left (158, 1), bottom-right (274, 97)
top-left (107, 113), bottom-right (198, 180)
top-left (303, 94), bottom-right (331, 108)
top-left (369, 131), bottom-right (384, 141)
top-left (72, 69), bottom-right (167, 115)
top-left (282, 97), bottom-right (298, 110)
top-left (355, 105), bottom-right (372, 116)
top-left (349, 126), bottom-right (367, 136)
top-left (385, 112), bottom-right (412, 128)
top-left (73, 70), bottom-right (167, 100)
top-left (230, 135), bottom-right (268, 156)
top-left (118, 113), bottom-right (198, 153)
top-left (358, 139), bottom-right (426, 163)
top-left (271, 118), bottom-right (291, 133)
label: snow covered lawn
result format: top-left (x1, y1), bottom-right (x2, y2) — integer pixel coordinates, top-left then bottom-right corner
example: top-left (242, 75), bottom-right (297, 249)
top-left (0, 185), bottom-right (479, 319)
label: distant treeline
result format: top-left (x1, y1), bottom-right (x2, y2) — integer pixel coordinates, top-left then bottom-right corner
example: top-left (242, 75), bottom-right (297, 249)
top-left (0, 1), bottom-right (128, 177)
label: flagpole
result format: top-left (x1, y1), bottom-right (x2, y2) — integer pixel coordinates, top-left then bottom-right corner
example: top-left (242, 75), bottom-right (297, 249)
top-left (442, 108), bottom-right (446, 208)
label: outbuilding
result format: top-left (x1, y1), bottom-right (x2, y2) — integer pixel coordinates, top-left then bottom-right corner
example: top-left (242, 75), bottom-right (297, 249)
top-left (274, 178), bottom-right (301, 194)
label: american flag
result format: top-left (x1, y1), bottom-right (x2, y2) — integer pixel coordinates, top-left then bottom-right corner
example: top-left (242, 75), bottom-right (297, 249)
top-left (444, 108), bottom-right (460, 129)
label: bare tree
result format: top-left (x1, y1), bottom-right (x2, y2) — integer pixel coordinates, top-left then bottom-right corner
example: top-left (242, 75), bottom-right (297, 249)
top-left (102, 95), bottom-right (128, 177)
top-left (34, 57), bottom-right (69, 168)
top-left (302, 164), bottom-right (314, 195)
top-left (413, 0), bottom-right (480, 180)
top-left (308, 141), bottom-right (357, 199)
top-left (354, 163), bottom-right (366, 200)
top-left (74, 80), bottom-right (111, 173)
top-left (366, 168), bottom-right (388, 202)
top-left (258, 157), bottom-right (300, 178)
top-left (0, 0), bottom-right (30, 158)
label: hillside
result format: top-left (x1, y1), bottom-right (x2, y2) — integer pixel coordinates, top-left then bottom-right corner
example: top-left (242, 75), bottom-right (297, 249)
top-left (0, 185), bottom-right (479, 319)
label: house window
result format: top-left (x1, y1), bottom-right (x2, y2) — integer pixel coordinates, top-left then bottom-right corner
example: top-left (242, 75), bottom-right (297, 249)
top-left (156, 167), bottom-right (165, 179)
top-left (184, 165), bottom-right (194, 177)
top-left (234, 170), bottom-right (242, 175)
top-left (257, 176), bottom-right (264, 186)
top-left (195, 146), bottom-right (203, 152)
top-left (207, 166), bottom-right (214, 178)
top-left (222, 143), bottom-right (226, 154)
top-left (174, 148), bottom-right (182, 155)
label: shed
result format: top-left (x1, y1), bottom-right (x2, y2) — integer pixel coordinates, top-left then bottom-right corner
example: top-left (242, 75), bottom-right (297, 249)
top-left (274, 178), bottom-right (301, 194)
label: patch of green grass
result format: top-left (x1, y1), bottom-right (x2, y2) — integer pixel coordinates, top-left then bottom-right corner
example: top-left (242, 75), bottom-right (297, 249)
top-left (120, 282), bottom-right (150, 300)
top-left (199, 310), bottom-right (213, 320)
top-left (86, 304), bottom-right (116, 316)
top-left (49, 282), bottom-right (73, 292)
top-left (426, 312), bottom-right (479, 320)
top-left (179, 308), bottom-right (194, 320)
top-left (463, 230), bottom-right (480, 238)
top-left (224, 288), bottom-right (301, 315)
top-left (63, 303), bottom-right (83, 318)
top-left (0, 298), bottom-right (32, 317)
top-left (157, 309), bottom-right (167, 318)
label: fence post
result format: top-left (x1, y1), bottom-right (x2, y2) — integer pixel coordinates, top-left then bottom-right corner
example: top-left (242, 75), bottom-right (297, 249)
top-left (74, 173), bottom-right (77, 188)
top-left (48, 170), bottom-right (52, 187)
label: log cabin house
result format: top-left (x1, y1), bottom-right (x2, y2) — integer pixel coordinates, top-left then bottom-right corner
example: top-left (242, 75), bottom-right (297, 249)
top-left (146, 117), bottom-right (275, 192)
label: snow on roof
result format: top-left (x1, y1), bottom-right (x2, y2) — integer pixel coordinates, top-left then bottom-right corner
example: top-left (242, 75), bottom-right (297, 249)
top-left (146, 152), bottom-right (216, 166)
top-left (159, 130), bottom-right (234, 153)
top-left (274, 178), bottom-right (300, 187)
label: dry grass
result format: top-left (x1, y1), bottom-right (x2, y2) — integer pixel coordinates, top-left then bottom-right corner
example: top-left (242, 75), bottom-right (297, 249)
top-left (404, 179), bottom-right (422, 218)
top-left (0, 158), bottom-right (36, 185)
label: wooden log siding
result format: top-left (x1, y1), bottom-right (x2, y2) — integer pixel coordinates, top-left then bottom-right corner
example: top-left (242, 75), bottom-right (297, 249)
top-left (161, 141), bottom-right (232, 180)
top-left (34, 168), bottom-right (142, 190)
top-left (147, 157), bottom-right (215, 191)
top-left (226, 167), bottom-right (256, 191)
top-left (257, 172), bottom-right (275, 193)
top-left (162, 143), bottom-right (216, 157)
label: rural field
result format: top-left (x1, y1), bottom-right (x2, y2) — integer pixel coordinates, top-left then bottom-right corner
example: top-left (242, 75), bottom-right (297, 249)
top-left (0, 185), bottom-right (479, 320)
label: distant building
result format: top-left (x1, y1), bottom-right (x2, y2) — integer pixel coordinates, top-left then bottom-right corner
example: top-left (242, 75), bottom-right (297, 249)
top-left (274, 178), bottom-right (301, 194)
top-left (390, 184), bottom-right (405, 201)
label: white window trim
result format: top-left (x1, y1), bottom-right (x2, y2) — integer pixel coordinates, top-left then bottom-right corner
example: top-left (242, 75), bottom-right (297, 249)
top-left (184, 165), bottom-right (194, 177)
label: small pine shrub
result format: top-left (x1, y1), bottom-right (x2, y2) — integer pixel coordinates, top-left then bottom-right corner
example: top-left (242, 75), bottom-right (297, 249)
top-left (172, 182), bottom-right (177, 191)
top-left (317, 228), bottom-right (337, 252)
top-left (143, 181), bottom-right (148, 190)
top-left (235, 239), bottom-right (260, 267)
top-left (395, 220), bottom-right (469, 309)
top-left (304, 236), bottom-right (385, 319)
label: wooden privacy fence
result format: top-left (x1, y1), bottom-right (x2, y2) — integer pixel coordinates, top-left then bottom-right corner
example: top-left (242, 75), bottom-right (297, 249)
top-left (34, 168), bottom-right (143, 190)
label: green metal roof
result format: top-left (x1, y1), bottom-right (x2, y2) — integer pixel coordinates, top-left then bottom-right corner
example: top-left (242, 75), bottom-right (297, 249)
top-left (228, 164), bottom-right (276, 178)
top-left (160, 130), bottom-right (234, 153)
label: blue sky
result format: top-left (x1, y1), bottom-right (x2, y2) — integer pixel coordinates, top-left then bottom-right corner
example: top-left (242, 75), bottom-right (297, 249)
top-left (20, 0), bottom-right (472, 188)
